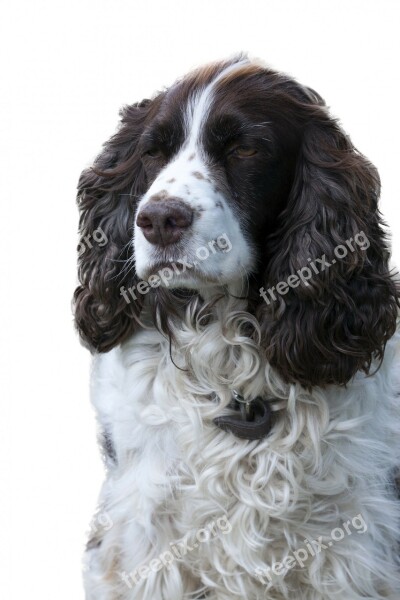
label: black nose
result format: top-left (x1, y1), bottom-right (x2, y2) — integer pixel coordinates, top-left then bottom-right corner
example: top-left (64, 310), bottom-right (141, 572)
top-left (136, 199), bottom-right (193, 246)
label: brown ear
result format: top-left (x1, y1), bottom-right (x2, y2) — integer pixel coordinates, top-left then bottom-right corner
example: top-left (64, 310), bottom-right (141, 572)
top-left (258, 107), bottom-right (399, 387)
top-left (74, 98), bottom-right (160, 352)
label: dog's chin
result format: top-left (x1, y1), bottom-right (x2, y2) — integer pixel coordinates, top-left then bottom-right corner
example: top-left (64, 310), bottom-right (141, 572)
top-left (142, 263), bottom-right (228, 291)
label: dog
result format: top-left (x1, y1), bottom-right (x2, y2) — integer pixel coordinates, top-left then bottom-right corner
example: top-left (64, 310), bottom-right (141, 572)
top-left (75, 56), bottom-right (400, 599)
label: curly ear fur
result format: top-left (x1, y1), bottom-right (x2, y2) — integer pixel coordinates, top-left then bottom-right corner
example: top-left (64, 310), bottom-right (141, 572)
top-left (258, 105), bottom-right (399, 388)
top-left (74, 97), bottom-right (161, 352)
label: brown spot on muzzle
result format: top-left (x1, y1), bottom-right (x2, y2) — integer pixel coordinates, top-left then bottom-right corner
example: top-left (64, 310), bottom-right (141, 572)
top-left (148, 189), bottom-right (169, 202)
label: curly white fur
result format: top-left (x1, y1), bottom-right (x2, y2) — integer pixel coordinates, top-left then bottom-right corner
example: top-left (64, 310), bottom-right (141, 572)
top-left (84, 291), bottom-right (400, 600)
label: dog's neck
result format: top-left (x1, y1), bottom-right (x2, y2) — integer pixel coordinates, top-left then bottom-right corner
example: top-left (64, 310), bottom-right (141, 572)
top-left (141, 281), bottom-right (270, 403)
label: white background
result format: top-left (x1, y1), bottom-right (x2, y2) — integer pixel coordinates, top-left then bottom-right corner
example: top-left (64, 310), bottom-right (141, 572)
top-left (1, 1), bottom-right (399, 598)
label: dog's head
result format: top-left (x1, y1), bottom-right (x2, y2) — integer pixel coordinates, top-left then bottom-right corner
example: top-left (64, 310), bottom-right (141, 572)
top-left (74, 56), bottom-right (398, 387)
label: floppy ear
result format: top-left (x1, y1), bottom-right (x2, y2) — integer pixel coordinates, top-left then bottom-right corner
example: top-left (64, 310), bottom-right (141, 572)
top-left (258, 106), bottom-right (399, 387)
top-left (74, 97), bottom-right (159, 352)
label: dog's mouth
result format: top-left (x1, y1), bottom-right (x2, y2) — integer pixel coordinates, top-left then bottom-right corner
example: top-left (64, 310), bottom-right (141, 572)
top-left (134, 229), bottom-right (242, 291)
top-left (141, 259), bottom-right (225, 289)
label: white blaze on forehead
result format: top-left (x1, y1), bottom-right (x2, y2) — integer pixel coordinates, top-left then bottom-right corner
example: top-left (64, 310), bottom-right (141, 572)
top-left (133, 57), bottom-right (255, 286)
top-left (184, 58), bottom-right (251, 151)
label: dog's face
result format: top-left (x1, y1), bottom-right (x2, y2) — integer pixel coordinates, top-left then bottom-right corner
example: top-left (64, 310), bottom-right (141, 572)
top-left (75, 57), bottom-right (398, 387)
top-left (134, 61), bottom-right (299, 289)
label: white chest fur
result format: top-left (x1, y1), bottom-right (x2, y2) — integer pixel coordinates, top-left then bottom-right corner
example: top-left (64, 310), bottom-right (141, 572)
top-left (85, 322), bottom-right (400, 600)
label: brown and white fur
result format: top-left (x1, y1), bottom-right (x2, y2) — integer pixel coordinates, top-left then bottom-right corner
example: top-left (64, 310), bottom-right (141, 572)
top-left (75, 56), bottom-right (400, 599)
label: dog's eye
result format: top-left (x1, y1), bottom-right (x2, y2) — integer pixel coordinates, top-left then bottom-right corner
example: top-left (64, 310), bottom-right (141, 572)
top-left (229, 145), bottom-right (258, 158)
top-left (143, 148), bottom-right (163, 159)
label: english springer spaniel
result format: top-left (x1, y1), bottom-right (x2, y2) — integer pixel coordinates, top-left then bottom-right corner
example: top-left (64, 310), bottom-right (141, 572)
top-left (75, 56), bottom-right (400, 599)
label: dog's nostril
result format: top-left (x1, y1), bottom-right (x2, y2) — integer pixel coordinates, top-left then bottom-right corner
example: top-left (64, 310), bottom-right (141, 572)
top-left (136, 214), bottom-right (153, 229)
top-left (136, 198), bottom-right (193, 246)
top-left (165, 217), bottom-right (177, 228)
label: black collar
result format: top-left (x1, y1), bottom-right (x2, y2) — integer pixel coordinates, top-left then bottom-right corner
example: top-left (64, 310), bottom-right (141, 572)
top-left (213, 391), bottom-right (273, 440)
